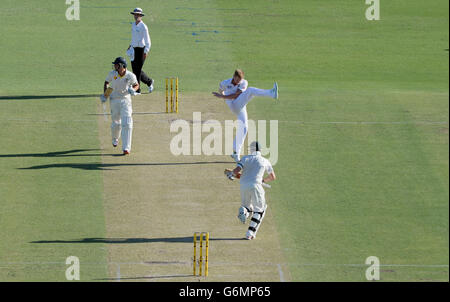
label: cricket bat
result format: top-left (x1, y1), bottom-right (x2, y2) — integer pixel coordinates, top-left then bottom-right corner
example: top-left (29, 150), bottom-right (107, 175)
top-left (103, 87), bottom-right (113, 121)
top-left (102, 103), bottom-right (108, 121)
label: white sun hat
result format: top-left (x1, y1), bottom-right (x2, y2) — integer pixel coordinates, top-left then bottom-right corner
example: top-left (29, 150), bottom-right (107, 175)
top-left (130, 7), bottom-right (145, 16)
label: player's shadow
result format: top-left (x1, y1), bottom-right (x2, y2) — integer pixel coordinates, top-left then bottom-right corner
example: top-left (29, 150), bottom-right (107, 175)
top-left (30, 236), bottom-right (245, 244)
top-left (94, 274), bottom-right (195, 281)
top-left (0, 149), bottom-right (109, 158)
top-left (18, 161), bottom-right (232, 171)
top-left (88, 112), bottom-right (168, 116)
top-left (0, 94), bottom-right (99, 100)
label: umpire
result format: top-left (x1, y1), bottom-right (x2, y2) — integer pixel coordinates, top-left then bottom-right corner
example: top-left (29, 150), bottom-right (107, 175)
top-left (128, 7), bottom-right (154, 94)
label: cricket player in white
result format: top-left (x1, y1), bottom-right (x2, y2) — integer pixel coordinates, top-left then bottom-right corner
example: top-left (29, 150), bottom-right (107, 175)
top-left (226, 141), bottom-right (276, 240)
top-left (100, 57), bottom-right (139, 155)
top-left (212, 69), bottom-right (278, 162)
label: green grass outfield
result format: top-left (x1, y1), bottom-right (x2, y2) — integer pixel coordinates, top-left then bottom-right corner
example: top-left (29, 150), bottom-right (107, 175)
top-left (0, 0), bottom-right (448, 281)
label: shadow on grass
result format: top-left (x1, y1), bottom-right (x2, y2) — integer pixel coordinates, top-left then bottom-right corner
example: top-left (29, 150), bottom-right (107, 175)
top-left (30, 236), bottom-right (245, 244)
top-left (88, 112), bottom-right (168, 116)
top-left (0, 149), bottom-right (106, 158)
top-left (0, 94), bottom-right (99, 100)
top-left (18, 161), bottom-right (232, 171)
top-left (94, 274), bottom-right (195, 281)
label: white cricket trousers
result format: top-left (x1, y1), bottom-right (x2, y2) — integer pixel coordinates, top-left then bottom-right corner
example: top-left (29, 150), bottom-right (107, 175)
top-left (240, 184), bottom-right (267, 237)
top-left (110, 98), bottom-right (133, 152)
top-left (226, 87), bottom-right (273, 157)
top-left (240, 184), bottom-right (266, 213)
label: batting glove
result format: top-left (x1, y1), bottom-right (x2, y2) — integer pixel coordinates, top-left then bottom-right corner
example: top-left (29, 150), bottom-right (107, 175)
top-left (100, 94), bottom-right (107, 103)
top-left (226, 170), bottom-right (235, 181)
top-left (128, 86), bottom-right (137, 96)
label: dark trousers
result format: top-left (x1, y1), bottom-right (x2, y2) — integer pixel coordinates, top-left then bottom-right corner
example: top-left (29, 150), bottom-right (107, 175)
top-left (131, 47), bottom-right (153, 92)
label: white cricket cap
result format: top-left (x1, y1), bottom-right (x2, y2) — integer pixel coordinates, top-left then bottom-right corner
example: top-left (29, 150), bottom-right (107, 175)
top-left (130, 7), bottom-right (145, 16)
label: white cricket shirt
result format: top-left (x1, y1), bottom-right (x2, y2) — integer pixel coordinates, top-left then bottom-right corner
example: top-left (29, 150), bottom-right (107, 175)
top-left (105, 70), bottom-right (138, 101)
top-left (219, 78), bottom-right (248, 98)
top-left (237, 152), bottom-right (273, 188)
top-left (130, 21), bottom-right (151, 53)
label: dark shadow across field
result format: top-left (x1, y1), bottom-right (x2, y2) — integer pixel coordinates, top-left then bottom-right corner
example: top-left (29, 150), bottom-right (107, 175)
top-left (18, 161), bottom-right (232, 170)
top-left (0, 94), bottom-right (99, 100)
top-left (30, 236), bottom-right (245, 244)
top-left (0, 149), bottom-right (102, 158)
top-left (94, 274), bottom-right (194, 281)
top-left (88, 112), bottom-right (167, 116)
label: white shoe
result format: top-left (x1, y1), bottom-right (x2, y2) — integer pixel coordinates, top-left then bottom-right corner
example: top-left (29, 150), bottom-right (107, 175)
top-left (148, 83), bottom-right (154, 93)
top-left (272, 82), bottom-right (278, 100)
top-left (245, 230), bottom-right (255, 240)
top-left (237, 207), bottom-right (249, 224)
top-left (231, 153), bottom-right (240, 163)
top-left (112, 139), bottom-right (119, 147)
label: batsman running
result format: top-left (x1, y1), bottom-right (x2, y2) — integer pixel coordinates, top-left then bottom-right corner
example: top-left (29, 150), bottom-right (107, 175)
top-left (100, 57), bottom-right (139, 155)
top-left (212, 69), bottom-right (278, 162)
top-left (225, 141), bottom-right (276, 240)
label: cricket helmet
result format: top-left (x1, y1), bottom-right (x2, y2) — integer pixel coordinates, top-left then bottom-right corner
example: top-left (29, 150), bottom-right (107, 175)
top-left (130, 7), bottom-right (145, 16)
top-left (249, 141), bottom-right (261, 153)
top-left (112, 57), bottom-right (127, 69)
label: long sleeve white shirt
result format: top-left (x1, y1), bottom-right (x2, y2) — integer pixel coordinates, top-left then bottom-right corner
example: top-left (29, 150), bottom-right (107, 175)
top-left (130, 21), bottom-right (151, 54)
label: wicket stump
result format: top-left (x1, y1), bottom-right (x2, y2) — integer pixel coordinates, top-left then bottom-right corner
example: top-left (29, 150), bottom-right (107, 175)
top-left (193, 232), bottom-right (209, 276)
top-left (165, 77), bottom-right (179, 113)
